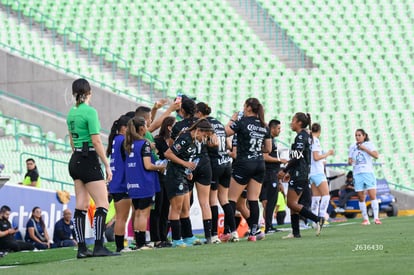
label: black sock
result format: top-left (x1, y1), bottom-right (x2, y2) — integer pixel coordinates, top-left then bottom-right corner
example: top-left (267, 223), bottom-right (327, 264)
top-left (134, 231), bottom-right (146, 247)
top-left (222, 203), bottom-right (236, 232)
top-left (115, 235), bottom-right (124, 252)
top-left (74, 209), bottom-right (87, 245)
top-left (210, 206), bottom-right (218, 236)
top-left (170, 220), bottom-right (181, 241)
top-left (247, 200), bottom-right (259, 233)
top-left (94, 207), bottom-right (108, 247)
top-left (180, 218), bottom-right (193, 238)
top-left (235, 216), bottom-right (242, 229)
top-left (299, 207), bottom-right (319, 223)
top-left (203, 219), bottom-right (212, 239)
top-left (291, 214), bottom-right (300, 237)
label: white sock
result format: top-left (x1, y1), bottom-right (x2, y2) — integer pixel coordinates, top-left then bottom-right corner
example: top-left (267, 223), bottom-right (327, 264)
top-left (371, 199), bottom-right (379, 220)
top-left (359, 201), bottom-right (368, 220)
top-left (311, 196), bottom-right (321, 216)
top-left (319, 195), bottom-right (330, 218)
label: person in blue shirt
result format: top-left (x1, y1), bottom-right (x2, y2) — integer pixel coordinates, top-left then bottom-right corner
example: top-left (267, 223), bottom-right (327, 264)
top-left (53, 209), bottom-right (77, 247)
top-left (124, 117), bottom-right (166, 250)
top-left (25, 207), bottom-right (56, 249)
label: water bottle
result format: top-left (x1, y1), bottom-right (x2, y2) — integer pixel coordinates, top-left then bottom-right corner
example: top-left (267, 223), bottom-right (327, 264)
top-left (237, 111), bottom-right (244, 120)
top-left (175, 92), bottom-right (182, 104)
top-left (155, 159), bottom-right (168, 175)
top-left (184, 158), bottom-right (199, 175)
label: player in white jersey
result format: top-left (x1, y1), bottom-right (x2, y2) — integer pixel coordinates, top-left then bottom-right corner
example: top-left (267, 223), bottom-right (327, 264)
top-left (309, 123), bottom-right (334, 224)
top-left (348, 129), bottom-right (381, 225)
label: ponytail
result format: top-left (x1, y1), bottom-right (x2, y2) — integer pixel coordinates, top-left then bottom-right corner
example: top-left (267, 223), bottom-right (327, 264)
top-left (124, 117), bottom-right (146, 155)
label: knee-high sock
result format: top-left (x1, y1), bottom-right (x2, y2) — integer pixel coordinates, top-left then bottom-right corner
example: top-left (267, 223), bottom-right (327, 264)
top-left (170, 220), bottom-right (181, 241)
top-left (371, 199), bottom-right (379, 220)
top-left (203, 219), bottom-right (212, 239)
top-left (94, 207), bottom-right (108, 246)
top-left (311, 196), bottom-right (321, 216)
top-left (291, 214), bottom-right (300, 237)
top-left (180, 217), bottom-right (193, 238)
top-left (115, 235), bottom-right (125, 251)
top-left (134, 230), bottom-right (146, 247)
top-left (247, 200), bottom-right (259, 234)
top-left (210, 205), bottom-right (219, 236)
top-left (299, 206), bottom-right (319, 223)
top-left (359, 201), bottom-right (368, 220)
top-left (319, 195), bottom-right (330, 218)
top-left (73, 209), bottom-right (87, 248)
top-left (223, 202), bottom-right (236, 232)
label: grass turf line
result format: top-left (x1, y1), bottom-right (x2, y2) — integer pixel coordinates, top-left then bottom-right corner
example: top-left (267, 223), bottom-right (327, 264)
top-left (1, 216), bottom-right (413, 274)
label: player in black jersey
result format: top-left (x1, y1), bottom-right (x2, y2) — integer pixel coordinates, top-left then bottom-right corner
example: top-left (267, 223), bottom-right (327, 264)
top-left (164, 118), bottom-right (214, 247)
top-left (278, 112), bottom-right (324, 238)
top-left (224, 98), bottom-right (272, 242)
top-left (196, 102), bottom-right (232, 244)
top-left (261, 119), bottom-right (288, 234)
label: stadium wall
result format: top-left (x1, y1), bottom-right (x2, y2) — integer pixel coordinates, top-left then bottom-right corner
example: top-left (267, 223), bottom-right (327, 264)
top-left (0, 49), bottom-right (139, 132)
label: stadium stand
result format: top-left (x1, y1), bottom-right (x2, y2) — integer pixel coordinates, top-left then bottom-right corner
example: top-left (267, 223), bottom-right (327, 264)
top-left (0, 0), bottom-right (413, 189)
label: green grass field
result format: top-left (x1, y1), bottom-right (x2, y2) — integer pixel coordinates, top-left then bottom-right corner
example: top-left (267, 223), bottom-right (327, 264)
top-left (1, 216), bottom-right (413, 275)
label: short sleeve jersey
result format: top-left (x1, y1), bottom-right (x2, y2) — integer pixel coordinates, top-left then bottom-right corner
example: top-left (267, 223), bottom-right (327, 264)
top-left (287, 129), bottom-right (312, 181)
top-left (0, 218), bottom-right (13, 243)
top-left (348, 141), bottom-right (376, 174)
top-left (170, 132), bottom-right (197, 169)
top-left (229, 116), bottom-right (271, 161)
top-left (207, 117), bottom-right (231, 167)
top-left (310, 137), bottom-right (325, 176)
top-left (66, 103), bottom-right (100, 148)
top-left (170, 117), bottom-right (197, 140)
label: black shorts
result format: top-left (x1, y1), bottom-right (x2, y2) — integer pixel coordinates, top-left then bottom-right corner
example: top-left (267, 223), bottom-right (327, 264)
top-left (68, 152), bottom-right (104, 183)
top-left (259, 170), bottom-right (279, 201)
top-left (132, 197), bottom-right (154, 210)
top-left (211, 165), bottom-right (232, 190)
top-left (192, 157), bottom-right (212, 186)
top-left (165, 166), bottom-right (190, 200)
top-left (232, 160), bottom-right (265, 185)
top-left (111, 192), bottom-right (130, 203)
top-left (240, 189), bottom-right (247, 199)
top-left (288, 178), bottom-right (310, 196)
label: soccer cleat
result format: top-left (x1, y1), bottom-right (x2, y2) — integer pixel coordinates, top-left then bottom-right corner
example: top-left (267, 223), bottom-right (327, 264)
top-left (255, 230), bottom-right (266, 241)
top-left (172, 239), bottom-right (187, 248)
top-left (77, 248), bottom-right (93, 259)
top-left (210, 235), bottom-right (221, 244)
top-left (316, 217), bottom-right (325, 236)
top-left (229, 231), bottom-right (239, 242)
top-left (119, 247), bottom-right (136, 253)
top-left (92, 246), bottom-right (121, 257)
top-left (137, 244), bottom-right (154, 251)
top-left (374, 219), bottom-right (382, 225)
top-left (219, 233), bottom-right (231, 242)
top-left (362, 219), bottom-right (371, 225)
top-left (247, 235), bottom-right (256, 242)
top-left (335, 207), bottom-right (345, 213)
top-left (183, 236), bottom-right (202, 246)
top-left (282, 233), bottom-right (301, 239)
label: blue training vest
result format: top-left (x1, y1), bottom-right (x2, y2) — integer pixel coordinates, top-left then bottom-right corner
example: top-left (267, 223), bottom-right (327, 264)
top-left (125, 140), bottom-right (160, 199)
top-left (108, 135), bottom-right (127, 194)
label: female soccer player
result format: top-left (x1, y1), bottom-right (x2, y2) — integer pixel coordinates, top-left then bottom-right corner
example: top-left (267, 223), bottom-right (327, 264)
top-left (164, 119), bottom-right (214, 247)
top-left (309, 123), bottom-right (334, 226)
top-left (224, 98), bottom-right (272, 242)
top-left (348, 129), bottom-right (381, 225)
top-left (278, 113), bottom-right (323, 238)
top-left (124, 117), bottom-right (166, 250)
top-left (196, 102), bottom-right (231, 243)
top-left (106, 115), bottom-right (132, 252)
top-left (67, 78), bottom-right (119, 258)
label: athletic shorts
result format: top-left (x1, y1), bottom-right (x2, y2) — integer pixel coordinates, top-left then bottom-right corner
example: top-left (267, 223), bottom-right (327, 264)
top-left (354, 172), bottom-right (376, 192)
top-left (111, 192), bottom-right (130, 203)
top-left (68, 152), bottom-right (104, 183)
top-left (259, 170), bottom-right (279, 201)
top-left (165, 166), bottom-right (190, 200)
top-left (240, 189), bottom-right (247, 199)
top-left (232, 160), bottom-right (265, 185)
top-left (211, 165), bottom-right (232, 190)
top-left (309, 173), bottom-right (327, 187)
top-left (132, 196), bottom-right (154, 210)
top-left (288, 178), bottom-right (310, 196)
top-left (192, 157), bottom-right (212, 186)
